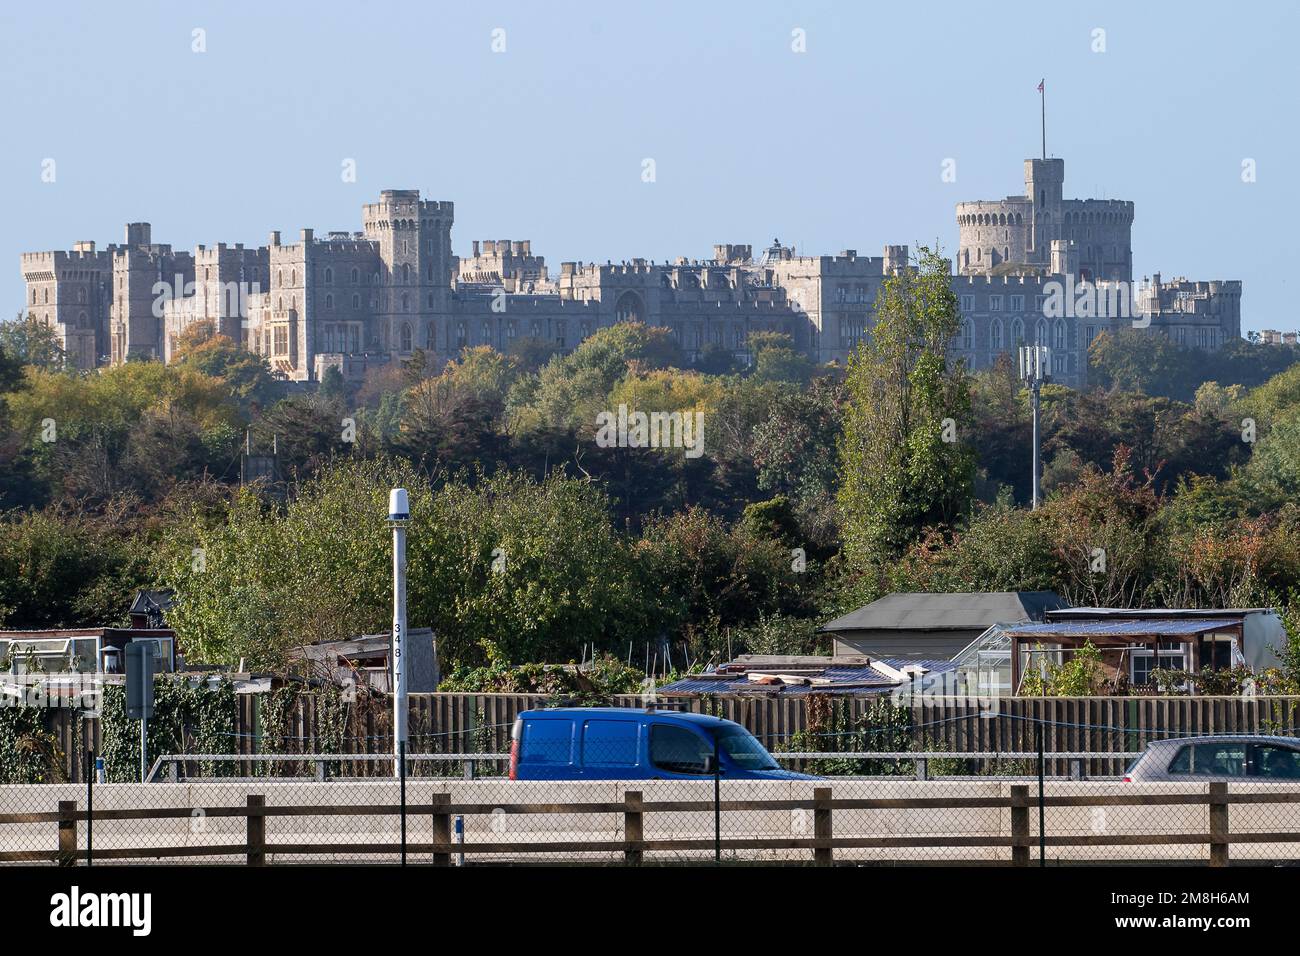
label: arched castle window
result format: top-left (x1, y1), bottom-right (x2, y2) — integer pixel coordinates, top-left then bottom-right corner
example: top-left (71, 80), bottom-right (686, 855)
top-left (427, 264), bottom-right (435, 281)
top-left (291, 270), bottom-right (296, 286)
top-left (426, 322), bottom-right (436, 348)
top-left (1004, 247), bottom-right (1009, 260)
top-left (480, 321), bottom-right (491, 345)
top-left (350, 267), bottom-right (359, 284)
top-left (78, 289), bottom-right (86, 303)
top-left (990, 317), bottom-right (1004, 350)
top-left (1035, 318), bottom-right (1048, 346)
top-left (959, 318), bottom-right (973, 350)
top-left (43, 289), bottom-right (49, 304)
top-left (277, 269), bottom-right (282, 286)
top-left (325, 294), bottom-right (334, 310)
top-left (402, 263), bottom-right (410, 283)
top-left (456, 323), bottom-right (467, 347)
top-left (530, 320), bottom-right (541, 337)
top-left (277, 297), bottom-right (283, 310)
top-left (400, 323), bottom-right (412, 352)
top-left (352, 293), bottom-right (360, 309)
top-left (1053, 319), bottom-right (1067, 350)
top-left (324, 267), bottom-right (333, 284)
top-left (1009, 318), bottom-right (1024, 346)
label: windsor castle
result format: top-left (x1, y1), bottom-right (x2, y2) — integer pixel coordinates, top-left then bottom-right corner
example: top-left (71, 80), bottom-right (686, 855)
top-left (20, 156), bottom-right (1242, 389)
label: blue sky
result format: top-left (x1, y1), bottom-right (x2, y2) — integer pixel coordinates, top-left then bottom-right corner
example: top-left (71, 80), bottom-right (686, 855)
top-left (1, 0), bottom-right (1295, 332)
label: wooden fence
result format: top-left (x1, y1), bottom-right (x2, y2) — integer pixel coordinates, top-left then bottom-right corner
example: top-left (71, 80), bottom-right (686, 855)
top-left (8, 782), bottom-right (1299, 866)
top-left (30, 692), bottom-right (1300, 782)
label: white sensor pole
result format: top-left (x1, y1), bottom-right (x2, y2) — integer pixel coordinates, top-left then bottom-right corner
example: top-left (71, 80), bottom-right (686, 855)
top-left (388, 488), bottom-right (410, 778)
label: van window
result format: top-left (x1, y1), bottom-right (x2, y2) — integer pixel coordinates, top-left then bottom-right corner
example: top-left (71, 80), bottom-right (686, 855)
top-left (582, 720), bottom-right (639, 767)
top-left (520, 719), bottom-right (575, 765)
top-left (650, 725), bottom-right (711, 775)
top-left (715, 727), bottom-right (778, 771)
top-left (1167, 743), bottom-right (1247, 776)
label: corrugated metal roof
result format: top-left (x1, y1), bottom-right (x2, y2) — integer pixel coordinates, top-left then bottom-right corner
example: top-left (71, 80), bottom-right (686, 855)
top-left (658, 657), bottom-right (958, 697)
top-left (1001, 618), bottom-right (1241, 639)
top-left (819, 591), bottom-right (1068, 633)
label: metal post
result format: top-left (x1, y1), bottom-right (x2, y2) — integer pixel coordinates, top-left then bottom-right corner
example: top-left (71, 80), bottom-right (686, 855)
top-left (1036, 718), bottom-right (1046, 867)
top-left (140, 719), bottom-right (147, 784)
top-left (713, 735), bottom-right (721, 865)
top-left (85, 748), bottom-right (93, 867)
top-left (399, 740), bottom-right (407, 866)
top-left (389, 488), bottom-right (409, 779)
top-left (1031, 379), bottom-right (1041, 509)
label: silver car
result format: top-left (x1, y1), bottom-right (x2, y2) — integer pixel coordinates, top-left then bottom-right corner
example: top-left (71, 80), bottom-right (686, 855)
top-left (1123, 735), bottom-right (1300, 782)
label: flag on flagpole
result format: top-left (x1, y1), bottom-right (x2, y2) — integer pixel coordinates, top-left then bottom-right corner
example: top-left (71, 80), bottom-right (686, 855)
top-left (1037, 79), bottom-right (1044, 93)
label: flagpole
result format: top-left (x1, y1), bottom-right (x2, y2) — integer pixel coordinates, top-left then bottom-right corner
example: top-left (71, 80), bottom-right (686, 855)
top-left (1040, 79), bottom-right (1046, 159)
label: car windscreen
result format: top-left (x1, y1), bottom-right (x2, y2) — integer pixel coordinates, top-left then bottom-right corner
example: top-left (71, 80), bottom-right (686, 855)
top-left (714, 727), bottom-right (779, 771)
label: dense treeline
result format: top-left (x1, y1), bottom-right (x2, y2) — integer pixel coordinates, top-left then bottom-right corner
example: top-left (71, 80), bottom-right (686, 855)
top-left (2, 296), bottom-right (1300, 681)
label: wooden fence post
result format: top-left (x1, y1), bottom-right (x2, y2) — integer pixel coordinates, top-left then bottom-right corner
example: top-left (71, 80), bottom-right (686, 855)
top-left (813, 786), bottom-right (833, 866)
top-left (246, 795), bottom-right (265, 866)
top-left (57, 801), bottom-right (77, 867)
top-left (1208, 782), bottom-right (1229, 867)
top-left (1010, 785), bottom-right (1030, 866)
top-left (431, 792), bottom-right (451, 866)
top-left (624, 790), bottom-right (644, 865)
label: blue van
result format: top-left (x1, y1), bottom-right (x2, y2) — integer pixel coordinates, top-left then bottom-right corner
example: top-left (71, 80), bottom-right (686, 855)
top-left (509, 707), bottom-right (817, 780)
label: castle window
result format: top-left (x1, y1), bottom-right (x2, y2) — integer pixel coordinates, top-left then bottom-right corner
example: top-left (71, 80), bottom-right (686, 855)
top-left (325, 294), bottom-right (334, 310)
top-left (291, 270), bottom-right (296, 286)
top-left (959, 318), bottom-right (973, 350)
top-left (402, 263), bottom-right (410, 283)
top-left (990, 318), bottom-right (1004, 350)
top-left (960, 295), bottom-right (974, 312)
top-left (351, 267), bottom-right (359, 284)
top-left (990, 295), bottom-right (1003, 312)
top-left (400, 323), bottom-right (413, 352)
top-left (1053, 319), bottom-right (1067, 351)
top-left (481, 321), bottom-right (491, 345)
top-left (456, 322), bottom-right (467, 347)
top-left (426, 321), bottom-right (436, 349)
top-left (324, 267), bottom-right (334, 284)
top-left (1010, 318), bottom-right (1024, 346)
top-left (43, 289), bottom-right (49, 304)
top-left (428, 294), bottom-right (435, 308)
top-left (1035, 318), bottom-right (1049, 346)
top-left (1010, 294), bottom-right (1024, 312)
top-left (277, 270), bottom-right (283, 286)
top-left (352, 293), bottom-right (361, 309)
top-left (401, 293), bottom-right (409, 312)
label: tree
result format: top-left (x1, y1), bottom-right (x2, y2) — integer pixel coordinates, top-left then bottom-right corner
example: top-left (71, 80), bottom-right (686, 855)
top-left (838, 246), bottom-right (974, 563)
top-left (171, 331), bottom-right (280, 412)
top-left (0, 313), bottom-right (65, 371)
top-left (162, 458), bottom-right (649, 668)
top-left (749, 332), bottom-right (814, 385)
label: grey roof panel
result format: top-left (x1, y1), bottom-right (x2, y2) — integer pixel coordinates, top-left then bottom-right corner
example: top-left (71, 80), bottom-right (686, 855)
top-left (819, 591), bottom-right (1068, 634)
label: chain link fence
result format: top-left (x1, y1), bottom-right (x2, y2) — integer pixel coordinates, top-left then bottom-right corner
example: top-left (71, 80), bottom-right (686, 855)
top-left (2, 726), bottom-right (1300, 866)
